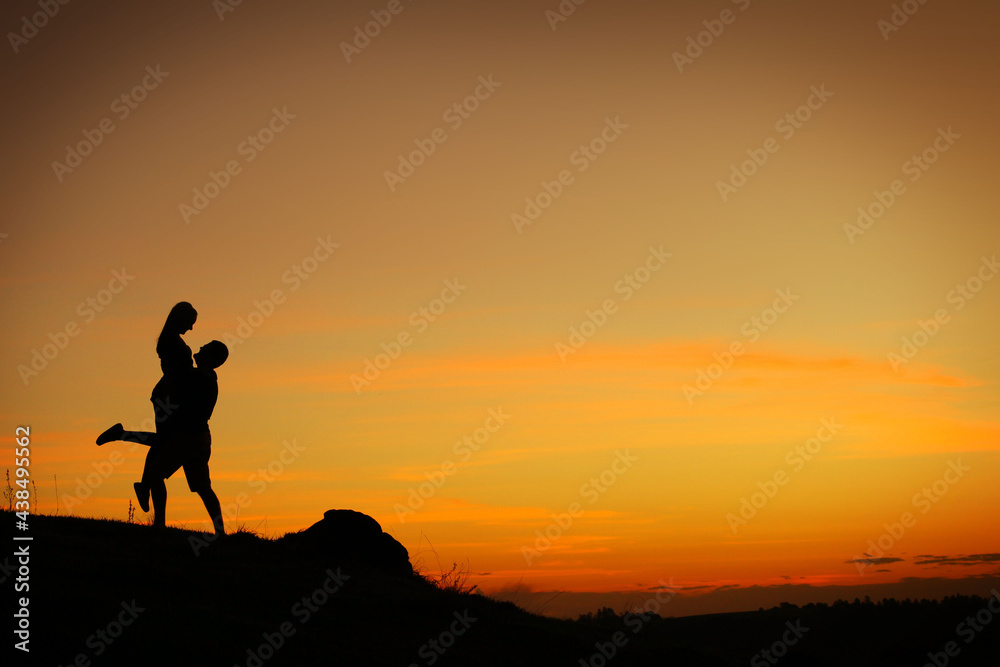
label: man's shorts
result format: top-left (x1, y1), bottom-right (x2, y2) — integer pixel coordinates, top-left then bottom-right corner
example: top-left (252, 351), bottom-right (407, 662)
top-left (151, 430), bottom-right (212, 492)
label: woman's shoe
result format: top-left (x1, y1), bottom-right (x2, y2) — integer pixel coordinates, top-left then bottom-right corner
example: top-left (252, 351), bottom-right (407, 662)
top-left (96, 423), bottom-right (124, 445)
top-left (134, 482), bottom-right (150, 513)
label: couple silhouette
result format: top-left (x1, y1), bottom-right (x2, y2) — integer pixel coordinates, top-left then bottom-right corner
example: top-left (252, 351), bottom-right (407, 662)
top-left (96, 302), bottom-right (228, 535)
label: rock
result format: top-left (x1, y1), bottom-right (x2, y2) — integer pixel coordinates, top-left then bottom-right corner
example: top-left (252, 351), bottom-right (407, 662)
top-left (280, 509), bottom-right (413, 578)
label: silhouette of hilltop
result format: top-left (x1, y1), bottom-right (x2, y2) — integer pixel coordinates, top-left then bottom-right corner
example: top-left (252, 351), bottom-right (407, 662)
top-left (8, 510), bottom-right (999, 666)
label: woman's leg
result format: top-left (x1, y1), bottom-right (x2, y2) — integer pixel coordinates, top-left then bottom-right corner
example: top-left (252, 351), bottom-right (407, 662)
top-left (144, 432), bottom-right (186, 528)
top-left (149, 477), bottom-right (167, 528)
top-left (96, 423), bottom-right (160, 447)
top-left (122, 431), bottom-right (159, 446)
top-left (133, 446), bottom-right (158, 513)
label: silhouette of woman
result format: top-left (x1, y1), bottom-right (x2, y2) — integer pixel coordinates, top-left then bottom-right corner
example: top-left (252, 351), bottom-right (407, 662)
top-left (149, 301), bottom-right (198, 426)
top-left (96, 302), bottom-right (198, 512)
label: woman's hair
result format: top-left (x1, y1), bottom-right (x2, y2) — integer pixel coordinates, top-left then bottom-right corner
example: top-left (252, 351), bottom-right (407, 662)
top-left (156, 302), bottom-right (197, 355)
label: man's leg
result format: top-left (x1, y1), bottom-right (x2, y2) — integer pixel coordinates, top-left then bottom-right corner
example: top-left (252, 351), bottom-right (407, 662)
top-left (184, 431), bottom-right (223, 535)
top-left (196, 487), bottom-right (225, 536)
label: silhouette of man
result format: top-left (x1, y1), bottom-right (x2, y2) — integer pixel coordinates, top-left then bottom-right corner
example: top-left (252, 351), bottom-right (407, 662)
top-left (98, 340), bottom-right (228, 535)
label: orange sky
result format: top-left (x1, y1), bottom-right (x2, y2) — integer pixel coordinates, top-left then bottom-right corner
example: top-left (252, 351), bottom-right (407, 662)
top-left (2, 0), bottom-right (999, 617)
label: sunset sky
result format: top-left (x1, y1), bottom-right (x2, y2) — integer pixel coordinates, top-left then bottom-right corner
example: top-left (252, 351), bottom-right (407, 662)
top-left (2, 0), bottom-right (999, 618)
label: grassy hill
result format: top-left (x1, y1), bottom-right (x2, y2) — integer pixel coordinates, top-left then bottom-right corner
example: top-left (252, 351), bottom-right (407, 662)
top-left (6, 511), bottom-right (999, 666)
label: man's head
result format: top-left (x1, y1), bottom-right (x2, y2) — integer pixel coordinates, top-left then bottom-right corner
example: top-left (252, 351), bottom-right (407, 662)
top-left (194, 340), bottom-right (229, 370)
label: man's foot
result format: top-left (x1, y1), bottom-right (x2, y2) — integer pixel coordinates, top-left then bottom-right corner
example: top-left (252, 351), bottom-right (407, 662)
top-left (96, 423), bottom-right (124, 445)
top-left (133, 482), bottom-right (150, 513)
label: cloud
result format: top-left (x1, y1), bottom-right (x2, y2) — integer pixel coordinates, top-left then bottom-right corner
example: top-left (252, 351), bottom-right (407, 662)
top-left (914, 554), bottom-right (1000, 567)
top-left (239, 337), bottom-right (984, 395)
top-left (845, 557), bottom-right (904, 566)
top-left (644, 583), bottom-right (681, 592)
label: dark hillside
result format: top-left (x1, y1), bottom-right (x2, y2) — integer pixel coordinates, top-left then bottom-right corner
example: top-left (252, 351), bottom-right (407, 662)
top-left (6, 511), bottom-right (999, 666)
